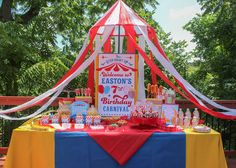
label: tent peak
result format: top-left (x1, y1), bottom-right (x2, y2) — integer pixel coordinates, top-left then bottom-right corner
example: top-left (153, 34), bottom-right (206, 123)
top-left (90, 0), bottom-right (155, 36)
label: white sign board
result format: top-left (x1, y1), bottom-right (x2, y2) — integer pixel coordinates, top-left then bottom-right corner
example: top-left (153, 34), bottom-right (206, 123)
top-left (96, 54), bottom-right (137, 116)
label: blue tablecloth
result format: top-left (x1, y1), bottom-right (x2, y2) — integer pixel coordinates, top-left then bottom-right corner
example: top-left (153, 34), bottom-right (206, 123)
top-left (55, 132), bottom-right (186, 168)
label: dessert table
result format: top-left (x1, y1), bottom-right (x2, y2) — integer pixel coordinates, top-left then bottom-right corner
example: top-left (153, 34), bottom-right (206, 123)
top-left (4, 125), bottom-right (227, 168)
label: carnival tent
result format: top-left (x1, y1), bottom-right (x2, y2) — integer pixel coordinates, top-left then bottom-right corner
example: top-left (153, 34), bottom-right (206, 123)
top-left (1, 0), bottom-right (236, 120)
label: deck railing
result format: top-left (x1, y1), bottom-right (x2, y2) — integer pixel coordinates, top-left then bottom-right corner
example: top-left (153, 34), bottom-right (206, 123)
top-left (0, 96), bottom-right (235, 157)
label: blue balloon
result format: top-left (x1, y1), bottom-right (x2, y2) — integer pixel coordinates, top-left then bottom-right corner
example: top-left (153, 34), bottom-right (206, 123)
top-left (104, 86), bottom-right (110, 94)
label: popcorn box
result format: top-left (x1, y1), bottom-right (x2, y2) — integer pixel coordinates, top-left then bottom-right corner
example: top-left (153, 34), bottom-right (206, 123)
top-left (41, 115), bottom-right (49, 125)
top-left (76, 115), bottom-right (83, 124)
top-left (93, 116), bottom-right (101, 125)
top-left (86, 116), bottom-right (93, 125)
top-left (61, 115), bottom-right (70, 123)
top-left (51, 115), bottom-right (59, 124)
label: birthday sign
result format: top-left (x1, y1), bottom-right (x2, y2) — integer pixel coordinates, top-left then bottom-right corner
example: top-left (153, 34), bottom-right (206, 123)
top-left (96, 54), bottom-right (137, 116)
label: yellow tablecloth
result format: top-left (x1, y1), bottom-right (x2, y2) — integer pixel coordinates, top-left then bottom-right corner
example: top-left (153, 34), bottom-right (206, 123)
top-left (185, 129), bottom-right (227, 168)
top-left (5, 127), bottom-right (227, 168)
top-left (4, 127), bottom-right (54, 168)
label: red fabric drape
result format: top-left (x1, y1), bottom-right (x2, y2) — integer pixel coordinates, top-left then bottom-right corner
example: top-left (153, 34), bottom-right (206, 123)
top-left (9, 28), bottom-right (100, 113)
top-left (127, 36), bottom-right (136, 53)
top-left (152, 31), bottom-right (169, 60)
top-left (129, 32), bottom-right (236, 120)
top-left (148, 30), bottom-right (157, 85)
top-left (150, 52), bottom-right (157, 85)
top-left (87, 44), bottom-right (95, 98)
top-left (55, 27), bottom-right (99, 87)
top-left (104, 37), bottom-right (112, 53)
top-left (151, 37), bottom-right (199, 102)
top-left (126, 33), bottom-right (190, 100)
top-left (151, 36), bottom-right (213, 110)
top-left (151, 32), bottom-right (204, 107)
top-left (87, 128), bottom-right (155, 165)
top-left (92, 1), bottom-right (119, 28)
top-left (120, 4), bottom-right (136, 54)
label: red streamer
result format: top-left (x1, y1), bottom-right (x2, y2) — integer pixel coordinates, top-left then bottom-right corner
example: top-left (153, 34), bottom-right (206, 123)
top-left (55, 27), bottom-right (99, 87)
top-left (5, 28), bottom-right (100, 113)
top-left (121, 4), bottom-right (136, 54)
top-left (148, 30), bottom-right (157, 85)
top-left (104, 37), bottom-right (112, 53)
top-left (87, 44), bottom-right (95, 98)
top-left (145, 31), bottom-right (236, 120)
top-left (126, 32), bottom-right (189, 99)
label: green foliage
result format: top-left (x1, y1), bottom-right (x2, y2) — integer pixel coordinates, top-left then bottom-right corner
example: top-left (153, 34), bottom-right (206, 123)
top-left (0, 21), bottom-right (42, 95)
top-left (185, 0), bottom-right (236, 99)
top-left (0, 0), bottom-right (186, 97)
top-left (19, 52), bottom-right (71, 95)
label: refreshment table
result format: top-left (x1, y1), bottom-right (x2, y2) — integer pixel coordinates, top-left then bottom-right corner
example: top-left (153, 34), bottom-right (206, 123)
top-left (4, 124), bottom-right (227, 168)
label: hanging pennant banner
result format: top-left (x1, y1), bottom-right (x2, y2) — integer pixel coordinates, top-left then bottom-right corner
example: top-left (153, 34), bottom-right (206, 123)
top-left (96, 54), bottom-right (137, 116)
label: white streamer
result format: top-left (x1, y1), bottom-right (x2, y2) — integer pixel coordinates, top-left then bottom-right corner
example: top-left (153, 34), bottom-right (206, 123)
top-left (0, 88), bottom-right (63, 120)
top-left (95, 35), bottom-right (102, 53)
top-left (138, 34), bottom-right (146, 100)
top-left (120, 36), bottom-right (124, 53)
top-left (137, 25), bottom-right (236, 114)
top-left (0, 88), bottom-right (57, 114)
top-left (0, 26), bottom-right (115, 119)
top-left (0, 33), bottom-right (91, 114)
top-left (115, 36), bottom-right (118, 53)
top-left (74, 33), bottom-right (90, 64)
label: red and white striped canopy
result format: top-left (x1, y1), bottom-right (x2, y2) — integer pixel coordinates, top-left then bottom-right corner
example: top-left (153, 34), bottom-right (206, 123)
top-left (90, 0), bottom-right (155, 36)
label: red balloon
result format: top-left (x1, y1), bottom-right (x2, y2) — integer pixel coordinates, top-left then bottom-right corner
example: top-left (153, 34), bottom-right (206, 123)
top-left (98, 85), bottom-right (104, 94)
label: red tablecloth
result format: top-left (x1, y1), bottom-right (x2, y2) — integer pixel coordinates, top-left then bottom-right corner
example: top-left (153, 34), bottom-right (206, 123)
top-left (87, 126), bottom-right (165, 165)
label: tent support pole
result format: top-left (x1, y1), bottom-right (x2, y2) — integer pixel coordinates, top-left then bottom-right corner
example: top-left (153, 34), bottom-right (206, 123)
top-left (118, 25), bottom-right (121, 53)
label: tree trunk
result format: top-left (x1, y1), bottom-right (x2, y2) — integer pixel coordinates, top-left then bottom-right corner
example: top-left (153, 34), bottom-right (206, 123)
top-left (0, 0), bottom-right (12, 22)
top-left (5, 59), bottom-right (20, 96)
top-left (5, 74), bottom-right (18, 96)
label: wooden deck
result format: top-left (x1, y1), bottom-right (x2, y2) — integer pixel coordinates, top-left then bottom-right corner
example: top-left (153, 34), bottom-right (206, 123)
top-left (227, 157), bottom-right (236, 168)
top-left (0, 156), bottom-right (235, 167)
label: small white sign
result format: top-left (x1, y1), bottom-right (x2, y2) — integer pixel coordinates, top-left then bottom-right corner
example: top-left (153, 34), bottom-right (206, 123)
top-left (162, 104), bottom-right (179, 125)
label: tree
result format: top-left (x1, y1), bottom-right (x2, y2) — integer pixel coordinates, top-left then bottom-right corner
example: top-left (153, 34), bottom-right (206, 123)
top-left (0, 0), bottom-right (190, 97)
top-left (184, 0), bottom-right (236, 99)
top-left (0, 0), bottom-right (161, 96)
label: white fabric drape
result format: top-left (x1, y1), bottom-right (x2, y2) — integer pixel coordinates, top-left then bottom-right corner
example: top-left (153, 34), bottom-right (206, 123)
top-left (0, 88), bottom-right (57, 114)
top-left (137, 25), bottom-right (236, 114)
top-left (138, 35), bottom-right (146, 100)
top-left (0, 88), bottom-right (63, 120)
top-left (95, 35), bottom-right (102, 53)
top-left (114, 35), bottom-right (124, 53)
top-left (74, 33), bottom-right (90, 64)
top-left (0, 26), bottom-right (115, 120)
top-left (0, 33), bottom-right (91, 115)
